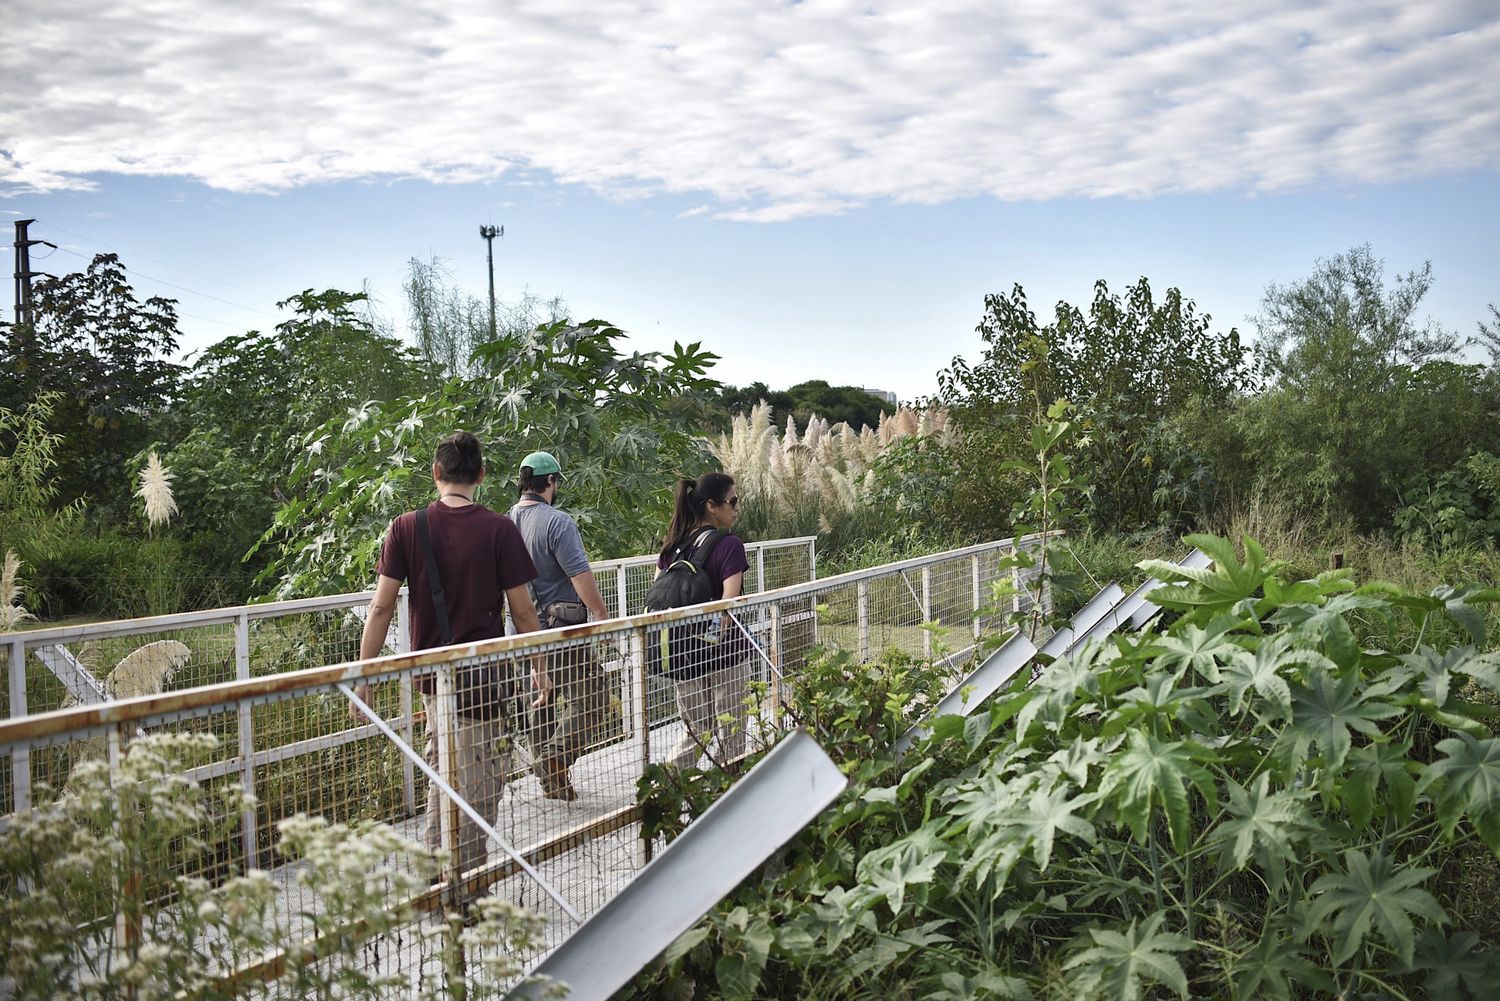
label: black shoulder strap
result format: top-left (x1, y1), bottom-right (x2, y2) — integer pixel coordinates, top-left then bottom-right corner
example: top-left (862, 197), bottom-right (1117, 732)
top-left (686, 528), bottom-right (727, 572)
top-left (414, 507), bottom-right (454, 645)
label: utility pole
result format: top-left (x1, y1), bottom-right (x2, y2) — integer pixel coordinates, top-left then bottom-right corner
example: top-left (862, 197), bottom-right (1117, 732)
top-left (12, 219), bottom-right (54, 326)
top-left (479, 224), bottom-right (502, 341)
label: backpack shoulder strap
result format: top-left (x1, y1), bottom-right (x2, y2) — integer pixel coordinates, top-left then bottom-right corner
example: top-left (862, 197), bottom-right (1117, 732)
top-left (686, 528), bottom-right (727, 572)
top-left (414, 507), bottom-right (454, 645)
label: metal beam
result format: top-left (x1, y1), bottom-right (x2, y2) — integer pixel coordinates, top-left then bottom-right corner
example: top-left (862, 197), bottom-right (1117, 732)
top-left (893, 631), bottom-right (1038, 757)
top-left (31, 645), bottom-right (108, 704)
top-left (1037, 582), bottom-right (1126, 658)
top-left (507, 730), bottom-right (847, 1000)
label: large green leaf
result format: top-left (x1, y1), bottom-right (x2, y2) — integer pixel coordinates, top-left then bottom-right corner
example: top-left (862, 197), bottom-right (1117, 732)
top-left (1062, 912), bottom-right (1193, 1001)
top-left (1417, 733), bottom-right (1500, 853)
top-left (1151, 616), bottom-right (1242, 683)
top-left (1409, 929), bottom-right (1500, 1000)
top-left (1306, 848), bottom-right (1447, 965)
top-left (1229, 930), bottom-right (1332, 1001)
top-left (1271, 593), bottom-right (1386, 670)
top-left (1100, 731), bottom-right (1217, 852)
top-left (1136, 533), bottom-right (1270, 620)
top-left (1342, 740), bottom-right (1417, 829)
top-left (855, 828), bottom-right (947, 916)
top-left (1212, 774), bottom-right (1314, 889)
top-left (1432, 585), bottom-right (1500, 645)
top-left (1018, 785), bottom-right (1097, 872)
top-left (1283, 669), bottom-right (1401, 770)
top-left (1220, 633), bottom-right (1329, 717)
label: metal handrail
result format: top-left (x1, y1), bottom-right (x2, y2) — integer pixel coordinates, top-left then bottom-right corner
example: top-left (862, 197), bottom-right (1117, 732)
top-left (0, 532), bottom-right (1050, 747)
top-left (4, 535), bottom-right (818, 648)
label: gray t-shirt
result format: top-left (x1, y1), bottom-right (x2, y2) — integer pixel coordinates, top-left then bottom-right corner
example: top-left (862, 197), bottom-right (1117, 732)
top-left (507, 499), bottom-right (592, 621)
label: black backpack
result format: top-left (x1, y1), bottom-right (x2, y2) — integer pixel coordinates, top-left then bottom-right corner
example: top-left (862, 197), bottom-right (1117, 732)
top-left (644, 528), bottom-right (728, 680)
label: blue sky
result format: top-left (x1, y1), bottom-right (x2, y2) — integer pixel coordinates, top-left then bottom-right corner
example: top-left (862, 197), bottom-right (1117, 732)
top-left (4, 1), bottom-right (1498, 402)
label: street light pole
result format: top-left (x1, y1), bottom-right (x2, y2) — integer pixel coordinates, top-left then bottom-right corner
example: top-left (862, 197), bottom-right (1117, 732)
top-left (479, 224), bottom-right (502, 341)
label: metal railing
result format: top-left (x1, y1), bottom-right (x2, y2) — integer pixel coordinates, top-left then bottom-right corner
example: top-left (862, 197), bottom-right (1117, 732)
top-left (4, 536), bottom-right (817, 813)
top-left (0, 532), bottom-right (1049, 997)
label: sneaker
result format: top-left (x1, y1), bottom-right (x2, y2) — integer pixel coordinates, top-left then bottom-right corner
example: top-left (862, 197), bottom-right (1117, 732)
top-left (543, 775), bottom-right (578, 801)
top-left (535, 758), bottom-right (578, 800)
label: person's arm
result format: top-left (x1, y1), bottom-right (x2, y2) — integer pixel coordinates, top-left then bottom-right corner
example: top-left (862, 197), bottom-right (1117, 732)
top-left (506, 583), bottom-right (554, 707)
top-left (351, 575), bottom-right (402, 720)
top-left (569, 569), bottom-right (610, 620)
top-left (720, 571), bottom-right (744, 601)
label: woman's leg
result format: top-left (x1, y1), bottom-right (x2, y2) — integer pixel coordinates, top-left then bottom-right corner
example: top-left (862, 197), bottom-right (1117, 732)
top-left (710, 659), bottom-right (751, 764)
top-left (670, 673), bottom-right (715, 768)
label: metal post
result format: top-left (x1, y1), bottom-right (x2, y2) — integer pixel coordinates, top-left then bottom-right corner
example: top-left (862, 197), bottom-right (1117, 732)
top-left (8, 638), bottom-right (29, 812)
top-left (632, 627), bottom-right (652, 864)
top-left (1013, 551), bottom-right (1024, 619)
top-left (480, 224), bottom-right (502, 341)
top-left (768, 603), bottom-right (783, 725)
top-left (433, 665), bottom-right (461, 892)
top-left (972, 554), bottom-right (982, 641)
top-left (234, 612), bottom-right (258, 864)
top-left (920, 566), bottom-right (933, 659)
top-left (616, 565), bottom-right (628, 618)
top-left (395, 592), bottom-right (415, 817)
top-left (755, 546), bottom-right (766, 594)
top-left (808, 538), bottom-right (817, 580)
top-left (856, 582), bottom-right (870, 662)
top-left (111, 721), bottom-right (144, 956)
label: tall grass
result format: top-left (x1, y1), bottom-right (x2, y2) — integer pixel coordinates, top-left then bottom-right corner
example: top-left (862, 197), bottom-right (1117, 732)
top-left (1, 549), bottom-right (34, 631)
top-left (712, 400), bottom-right (955, 550)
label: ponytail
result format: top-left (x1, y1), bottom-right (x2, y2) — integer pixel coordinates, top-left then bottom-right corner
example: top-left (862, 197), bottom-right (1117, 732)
top-left (660, 473), bottom-right (734, 558)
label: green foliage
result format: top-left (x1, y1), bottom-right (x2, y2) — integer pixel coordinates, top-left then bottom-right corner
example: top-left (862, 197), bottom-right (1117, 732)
top-left (628, 535), bottom-right (1500, 999)
top-left (258, 319), bottom-right (720, 596)
top-left (1395, 450), bottom-right (1500, 553)
top-left (1203, 249), bottom-right (1498, 532)
top-left (713, 380), bottom-right (894, 432)
top-left (152, 289), bottom-right (441, 598)
top-left (0, 733), bottom-right (555, 1000)
top-left (0, 254), bottom-right (183, 519)
top-left (939, 277), bottom-right (1253, 535)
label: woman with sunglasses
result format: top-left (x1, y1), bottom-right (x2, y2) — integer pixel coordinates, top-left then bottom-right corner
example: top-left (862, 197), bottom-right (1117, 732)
top-left (655, 472), bottom-right (752, 769)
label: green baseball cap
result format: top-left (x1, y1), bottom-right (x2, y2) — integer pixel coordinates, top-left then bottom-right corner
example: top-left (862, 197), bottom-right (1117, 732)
top-left (520, 450), bottom-right (562, 476)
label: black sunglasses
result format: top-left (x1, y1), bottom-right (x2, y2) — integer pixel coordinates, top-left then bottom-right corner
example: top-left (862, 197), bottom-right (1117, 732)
top-left (715, 495), bottom-right (740, 509)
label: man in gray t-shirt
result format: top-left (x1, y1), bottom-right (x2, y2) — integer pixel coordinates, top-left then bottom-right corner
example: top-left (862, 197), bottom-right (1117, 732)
top-left (508, 451), bottom-right (611, 800)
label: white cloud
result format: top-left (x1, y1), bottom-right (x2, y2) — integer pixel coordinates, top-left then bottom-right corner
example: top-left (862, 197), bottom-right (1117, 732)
top-left (2, 0), bottom-right (1496, 216)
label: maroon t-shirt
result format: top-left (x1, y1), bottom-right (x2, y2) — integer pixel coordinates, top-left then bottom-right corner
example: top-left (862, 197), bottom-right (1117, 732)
top-left (377, 502), bottom-right (537, 653)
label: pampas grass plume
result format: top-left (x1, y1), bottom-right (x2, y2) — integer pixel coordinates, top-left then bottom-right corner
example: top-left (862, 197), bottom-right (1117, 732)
top-left (1, 549), bottom-right (35, 631)
top-left (136, 451), bottom-right (178, 532)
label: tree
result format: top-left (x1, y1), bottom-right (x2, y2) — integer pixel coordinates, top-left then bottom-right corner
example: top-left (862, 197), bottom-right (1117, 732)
top-left (403, 255), bottom-right (567, 377)
top-left (1212, 248), bottom-right (1494, 530)
top-left (710, 380), bottom-right (894, 433)
top-left (1256, 245), bottom-right (1466, 393)
top-left (0, 254), bottom-right (182, 516)
top-left (256, 320), bottom-right (721, 597)
top-left (154, 290), bottom-right (442, 593)
top-left (939, 277), bottom-right (1255, 533)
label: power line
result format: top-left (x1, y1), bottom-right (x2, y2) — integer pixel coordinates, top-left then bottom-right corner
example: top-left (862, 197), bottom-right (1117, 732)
top-left (48, 243), bottom-right (281, 320)
top-left (33, 220), bottom-right (277, 302)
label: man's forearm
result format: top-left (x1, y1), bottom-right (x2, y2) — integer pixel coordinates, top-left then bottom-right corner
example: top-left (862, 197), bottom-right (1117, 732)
top-left (359, 606), bottom-right (396, 661)
top-left (571, 570), bottom-right (609, 620)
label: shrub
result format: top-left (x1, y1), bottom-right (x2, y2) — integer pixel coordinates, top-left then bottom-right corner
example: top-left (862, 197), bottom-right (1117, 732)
top-left (629, 534), bottom-right (1500, 999)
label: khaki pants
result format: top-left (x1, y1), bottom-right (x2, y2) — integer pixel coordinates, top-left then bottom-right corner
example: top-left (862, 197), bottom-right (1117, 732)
top-left (670, 658), bottom-right (752, 769)
top-left (524, 644), bottom-right (613, 780)
top-left (421, 694), bottom-right (509, 877)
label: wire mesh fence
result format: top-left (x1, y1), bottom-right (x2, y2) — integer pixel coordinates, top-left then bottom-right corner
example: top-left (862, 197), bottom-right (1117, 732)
top-left (0, 533), bottom-right (1050, 998)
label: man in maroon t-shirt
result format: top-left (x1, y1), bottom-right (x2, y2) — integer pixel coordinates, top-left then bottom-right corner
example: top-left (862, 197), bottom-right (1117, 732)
top-left (353, 431), bottom-right (552, 879)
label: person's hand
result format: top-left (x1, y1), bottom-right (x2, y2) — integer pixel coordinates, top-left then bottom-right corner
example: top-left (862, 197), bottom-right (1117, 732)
top-left (530, 660), bottom-right (555, 709)
top-left (348, 683), bottom-right (373, 723)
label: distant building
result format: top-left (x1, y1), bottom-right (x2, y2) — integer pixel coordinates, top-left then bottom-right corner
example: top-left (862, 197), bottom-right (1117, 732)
top-left (862, 387), bottom-right (897, 406)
